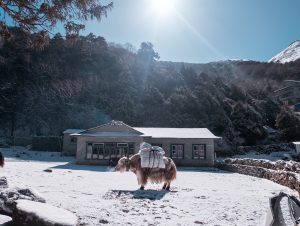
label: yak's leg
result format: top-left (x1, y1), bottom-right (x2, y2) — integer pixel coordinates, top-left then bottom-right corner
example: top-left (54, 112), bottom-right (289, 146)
top-left (139, 179), bottom-right (146, 190)
top-left (162, 182), bottom-right (167, 190)
top-left (138, 171), bottom-right (147, 190)
top-left (140, 178), bottom-right (147, 190)
top-left (165, 182), bottom-right (170, 191)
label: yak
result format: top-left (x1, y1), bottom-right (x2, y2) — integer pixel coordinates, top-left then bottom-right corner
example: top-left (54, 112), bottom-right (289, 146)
top-left (115, 153), bottom-right (177, 190)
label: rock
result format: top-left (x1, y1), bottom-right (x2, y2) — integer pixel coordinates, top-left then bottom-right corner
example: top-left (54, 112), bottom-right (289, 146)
top-left (0, 215), bottom-right (12, 225)
top-left (99, 219), bottom-right (109, 224)
top-left (12, 200), bottom-right (78, 226)
top-left (0, 177), bottom-right (8, 189)
top-left (0, 187), bottom-right (45, 216)
top-left (43, 169), bottom-right (53, 173)
top-left (275, 160), bottom-right (286, 170)
top-left (194, 221), bottom-right (204, 224)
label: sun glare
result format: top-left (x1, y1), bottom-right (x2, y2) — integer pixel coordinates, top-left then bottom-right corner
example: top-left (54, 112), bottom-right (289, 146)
top-left (151, 0), bottom-right (175, 17)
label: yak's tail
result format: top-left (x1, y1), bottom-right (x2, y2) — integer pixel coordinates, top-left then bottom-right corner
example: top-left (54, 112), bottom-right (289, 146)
top-left (170, 159), bottom-right (177, 181)
top-left (0, 152), bottom-right (4, 167)
top-left (166, 158), bottom-right (177, 181)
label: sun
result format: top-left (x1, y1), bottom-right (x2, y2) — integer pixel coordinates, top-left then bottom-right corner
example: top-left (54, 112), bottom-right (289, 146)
top-left (151, 0), bottom-right (175, 17)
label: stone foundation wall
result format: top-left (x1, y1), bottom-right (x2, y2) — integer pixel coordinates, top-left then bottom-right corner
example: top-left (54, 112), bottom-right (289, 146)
top-left (217, 159), bottom-right (300, 195)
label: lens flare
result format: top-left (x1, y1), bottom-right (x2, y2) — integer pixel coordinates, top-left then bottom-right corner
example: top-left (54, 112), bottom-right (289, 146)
top-left (151, 0), bottom-right (175, 16)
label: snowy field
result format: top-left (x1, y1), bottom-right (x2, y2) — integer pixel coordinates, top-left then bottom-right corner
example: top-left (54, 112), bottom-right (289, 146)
top-left (0, 147), bottom-right (296, 226)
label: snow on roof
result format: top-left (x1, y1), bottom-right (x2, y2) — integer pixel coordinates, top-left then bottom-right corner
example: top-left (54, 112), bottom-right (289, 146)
top-left (293, 142), bottom-right (300, 145)
top-left (63, 129), bottom-right (84, 134)
top-left (133, 127), bottom-right (220, 139)
top-left (83, 120), bottom-right (131, 133)
top-left (72, 131), bottom-right (141, 137)
top-left (68, 121), bottom-right (221, 139)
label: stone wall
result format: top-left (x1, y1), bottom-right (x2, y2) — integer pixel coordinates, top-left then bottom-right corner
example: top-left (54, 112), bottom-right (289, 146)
top-left (32, 136), bottom-right (62, 152)
top-left (224, 158), bottom-right (300, 172)
top-left (1, 136), bottom-right (63, 152)
top-left (237, 143), bottom-right (295, 154)
top-left (217, 158), bottom-right (300, 195)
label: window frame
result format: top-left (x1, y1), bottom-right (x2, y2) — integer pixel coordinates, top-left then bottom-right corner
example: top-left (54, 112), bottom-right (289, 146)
top-left (192, 144), bottom-right (206, 160)
top-left (170, 144), bottom-right (184, 159)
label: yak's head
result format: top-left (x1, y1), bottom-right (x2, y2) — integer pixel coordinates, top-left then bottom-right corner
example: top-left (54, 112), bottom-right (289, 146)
top-left (115, 156), bottom-right (130, 172)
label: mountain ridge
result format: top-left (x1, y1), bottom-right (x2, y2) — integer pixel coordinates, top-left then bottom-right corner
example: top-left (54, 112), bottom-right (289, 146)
top-left (269, 40), bottom-right (300, 63)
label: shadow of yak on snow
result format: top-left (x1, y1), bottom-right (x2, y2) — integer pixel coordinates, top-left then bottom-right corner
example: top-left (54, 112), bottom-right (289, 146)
top-left (105, 189), bottom-right (177, 200)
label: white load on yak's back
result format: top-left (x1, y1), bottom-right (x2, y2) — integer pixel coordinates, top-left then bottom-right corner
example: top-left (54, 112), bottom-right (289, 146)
top-left (138, 142), bottom-right (165, 169)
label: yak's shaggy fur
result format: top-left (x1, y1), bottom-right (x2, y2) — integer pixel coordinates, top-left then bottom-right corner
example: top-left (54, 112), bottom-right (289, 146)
top-left (115, 154), bottom-right (177, 190)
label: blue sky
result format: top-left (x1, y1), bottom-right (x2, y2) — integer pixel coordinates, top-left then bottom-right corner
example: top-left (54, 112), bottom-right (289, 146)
top-left (63, 0), bottom-right (300, 63)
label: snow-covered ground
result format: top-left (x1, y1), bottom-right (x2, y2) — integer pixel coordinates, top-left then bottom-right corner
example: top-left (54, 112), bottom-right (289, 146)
top-left (0, 147), bottom-right (296, 226)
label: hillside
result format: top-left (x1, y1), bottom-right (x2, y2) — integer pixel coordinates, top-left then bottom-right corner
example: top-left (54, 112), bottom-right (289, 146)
top-left (1, 29), bottom-right (300, 151)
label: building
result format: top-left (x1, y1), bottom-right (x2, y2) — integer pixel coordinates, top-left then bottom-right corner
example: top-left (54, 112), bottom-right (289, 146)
top-left (274, 80), bottom-right (300, 107)
top-left (293, 142), bottom-right (300, 154)
top-left (63, 129), bottom-right (84, 155)
top-left (68, 121), bottom-right (221, 167)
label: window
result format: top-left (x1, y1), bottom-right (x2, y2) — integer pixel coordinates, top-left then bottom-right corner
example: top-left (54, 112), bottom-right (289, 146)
top-left (193, 144), bottom-right (206, 159)
top-left (171, 144), bottom-right (184, 159)
top-left (86, 143), bottom-right (93, 159)
top-left (104, 143), bottom-right (116, 159)
top-left (93, 143), bottom-right (104, 159)
top-left (70, 136), bottom-right (77, 143)
top-left (86, 142), bottom-right (134, 160)
top-left (117, 143), bottom-right (128, 157)
top-left (128, 143), bottom-right (135, 155)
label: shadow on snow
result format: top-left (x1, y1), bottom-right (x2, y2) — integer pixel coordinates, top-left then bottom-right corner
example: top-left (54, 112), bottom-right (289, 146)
top-left (50, 162), bottom-right (115, 172)
top-left (108, 189), bottom-right (177, 200)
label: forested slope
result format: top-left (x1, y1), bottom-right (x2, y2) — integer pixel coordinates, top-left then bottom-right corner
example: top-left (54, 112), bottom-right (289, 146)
top-left (1, 29), bottom-right (300, 150)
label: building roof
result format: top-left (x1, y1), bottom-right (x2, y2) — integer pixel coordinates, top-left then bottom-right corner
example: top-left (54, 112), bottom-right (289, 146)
top-left (72, 131), bottom-right (141, 137)
top-left (63, 129), bottom-right (85, 134)
top-left (133, 127), bottom-right (221, 139)
top-left (83, 120), bottom-right (134, 133)
top-left (67, 121), bottom-right (221, 139)
top-left (284, 80), bottom-right (300, 83)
